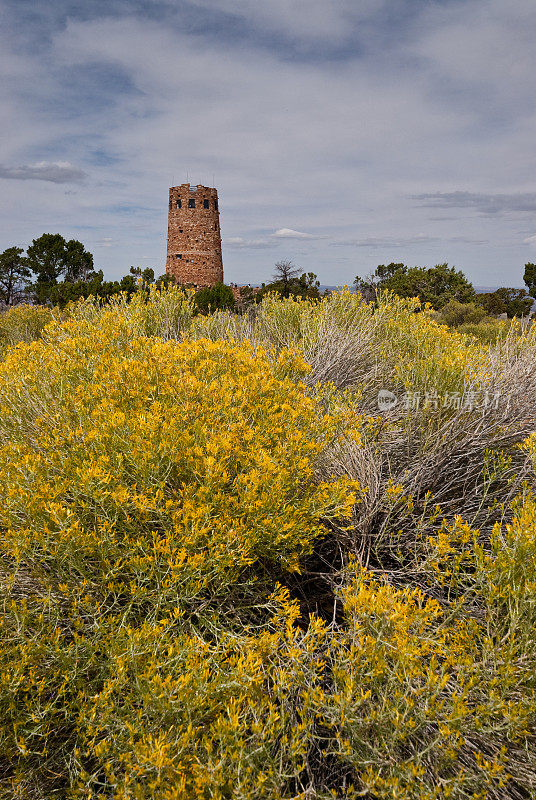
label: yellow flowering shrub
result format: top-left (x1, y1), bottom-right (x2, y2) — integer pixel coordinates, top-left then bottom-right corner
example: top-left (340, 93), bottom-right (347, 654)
top-left (322, 564), bottom-right (534, 799)
top-left (0, 313), bottom-right (358, 798)
top-left (64, 285), bottom-right (488, 403)
top-left (190, 288), bottom-right (484, 398)
top-left (70, 589), bottom-right (333, 799)
top-left (0, 304), bottom-right (54, 359)
top-left (1, 289), bottom-right (536, 799)
top-left (369, 292), bottom-right (482, 395)
top-left (68, 282), bottom-right (196, 340)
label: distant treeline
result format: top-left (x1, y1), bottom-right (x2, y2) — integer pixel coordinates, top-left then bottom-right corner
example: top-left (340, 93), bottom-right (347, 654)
top-left (2, 233), bottom-right (536, 320)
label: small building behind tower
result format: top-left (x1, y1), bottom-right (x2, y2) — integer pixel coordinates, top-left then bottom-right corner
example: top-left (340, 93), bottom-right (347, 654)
top-left (166, 183), bottom-right (223, 286)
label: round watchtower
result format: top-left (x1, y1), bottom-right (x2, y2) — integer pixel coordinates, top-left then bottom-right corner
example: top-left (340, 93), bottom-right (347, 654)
top-left (166, 184), bottom-right (223, 287)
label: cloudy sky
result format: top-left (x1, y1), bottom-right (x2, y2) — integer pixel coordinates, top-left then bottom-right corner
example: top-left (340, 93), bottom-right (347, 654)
top-left (1, 0), bottom-right (535, 286)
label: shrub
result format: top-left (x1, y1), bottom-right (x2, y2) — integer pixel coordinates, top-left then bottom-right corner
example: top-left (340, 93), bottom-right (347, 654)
top-left (0, 304), bottom-right (54, 359)
top-left (194, 282), bottom-right (236, 313)
top-left (435, 299), bottom-right (487, 327)
top-left (67, 282), bottom-right (197, 340)
top-left (457, 318), bottom-right (513, 344)
top-left (2, 287), bottom-right (536, 798)
top-left (0, 313), bottom-right (357, 797)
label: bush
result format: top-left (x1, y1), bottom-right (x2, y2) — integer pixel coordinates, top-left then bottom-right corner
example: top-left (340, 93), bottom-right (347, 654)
top-left (68, 281), bottom-right (197, 339)
top-left (0, 312), bottom-right (357, 798)
top-left (457, 318), bottom-right (514, 344)
top-left (194, 281), bottom-right (235, 313)
top-left (0, 304), bottom-right (54, 358)
top-left (2, 287), bottom-right (536, 798)
top-left (435, 299), bottom-right (487, 327)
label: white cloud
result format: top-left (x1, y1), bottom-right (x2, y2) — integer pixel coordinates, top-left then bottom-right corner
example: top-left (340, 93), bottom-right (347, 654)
top-left (0, 161), bottom-right (86, 183)
top-left (416, 0), bottom-right (536, 107)
top-left (272, 228), bottom-right (321, 240)
top-left (0, 0), bottom-right (535, 289)
top-left (224, 236), bottom-right (275, 249)
top-left (94, 237), bottom-right (117, 248)
top-left (184, 0), bottom-right (385, 43)
top-left (335, 234), bottom-right (439, 249)
top-left (524, 235), bottom-right (536, 245)
top-left (413, 192), bottom-right (536, 216)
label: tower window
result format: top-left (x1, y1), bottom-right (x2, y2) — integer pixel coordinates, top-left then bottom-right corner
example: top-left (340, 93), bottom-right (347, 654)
top-left (188, 198), bottom-right (196, 208)
top-left (176, 254), bottom-right (182, 259)
top-left (203, 199), bottom-right (209, 209)
top-left (179, 229), bottom-right (183, 233)
top-left (176, 198), bottom-right (181, 208)
top-left (213, 199), bottom-right (218, 211)
top-left (214, 223), bottom-right (217, 230)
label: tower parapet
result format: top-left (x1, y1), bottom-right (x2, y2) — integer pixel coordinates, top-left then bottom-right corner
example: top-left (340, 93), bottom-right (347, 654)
top-left (166, 183), bottom-right (223, 286)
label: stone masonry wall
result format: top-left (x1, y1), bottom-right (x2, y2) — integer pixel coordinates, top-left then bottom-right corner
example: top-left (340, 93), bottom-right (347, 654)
top-left (166, 184), bottom-right (223, 287)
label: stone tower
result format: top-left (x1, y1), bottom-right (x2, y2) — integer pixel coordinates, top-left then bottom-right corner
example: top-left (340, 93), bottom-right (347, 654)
top-left (166, 183), bottom-right (223, 286)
